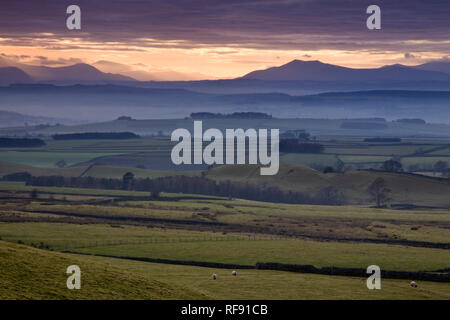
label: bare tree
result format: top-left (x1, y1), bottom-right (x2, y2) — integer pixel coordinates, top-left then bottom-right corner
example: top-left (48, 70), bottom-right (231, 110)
top-left (382, 160), bottom-right (403, 172)
top-left (122, 172), bottom-right (135, 190)
top-left (55, 159), bottom-right (67, 168)
top-left (368, 177), bottom-right (391, 208)
top-left (433, 161), bottom-right (448, 175)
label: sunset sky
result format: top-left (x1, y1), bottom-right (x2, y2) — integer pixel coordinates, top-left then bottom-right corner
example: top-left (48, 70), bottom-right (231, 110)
top-left (1, 0), bottom-right (449, 80)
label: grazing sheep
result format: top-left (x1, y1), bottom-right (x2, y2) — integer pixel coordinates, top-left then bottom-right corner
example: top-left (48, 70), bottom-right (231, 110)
top-left (232, 271), bottom-right (237, 276)
top-left (410, 281), bottom-right (418, 288)
top-left (212, 273), bottom-right (217, 280)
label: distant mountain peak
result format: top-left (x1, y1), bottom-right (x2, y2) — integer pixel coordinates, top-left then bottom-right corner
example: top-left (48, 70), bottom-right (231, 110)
top-left (64, 63), bottom-right (98, 70)
top-left (241, 59), bottom-right (450, 81)
top-left (415, 60), bottom-right (450, 75)
top-left (19, 62), bottom-right (136, 82)
top-left (0, 66), bottom-right (33, 84)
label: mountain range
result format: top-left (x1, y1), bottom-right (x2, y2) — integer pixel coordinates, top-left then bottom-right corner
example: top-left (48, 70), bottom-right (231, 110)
top-left (0, 57), bottom-right (135, 84)
top-left (2, 58), bottom-right (450, 85)
top-left (241, 60), bottom-right (450, 81)
top-left (1, 59), bottom-right (450, 123)
top-left (0, 67), bottom-right (33, 85)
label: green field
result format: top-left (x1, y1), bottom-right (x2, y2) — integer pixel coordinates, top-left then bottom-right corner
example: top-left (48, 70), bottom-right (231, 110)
top-left (0, 217), bottom-right (449, 272)
top-left (2, 241), bottom-right (449, 300)
top-left (0, 151), bottom-right (122, 167)
top-left (1, 135), bottom-right (449, 173)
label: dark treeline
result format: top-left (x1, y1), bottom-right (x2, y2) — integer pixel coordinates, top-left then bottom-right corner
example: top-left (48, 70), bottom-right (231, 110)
top-left (364, 137), bottom-right (401, 142)
top-left (27, 174), bottom-right (345, 205)
top-left (340, 122), bottom-right (388, 130)
top-left (190, 112), bottom-right (272, 119)
top-left (279, 139), bottom-right (324, 153)
top-left (256, 263), bottom-right (450, 283)
top-left (0, 137), bottom-right (46, 147)
top-left (52, 132), bottom-right (140, 140)
top-left (3, 172), bottom-right (32, 182)
top-left (395, 118), bottom-right (426, 124)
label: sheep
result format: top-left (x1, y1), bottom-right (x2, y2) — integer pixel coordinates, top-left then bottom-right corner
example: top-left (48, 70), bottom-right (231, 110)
top-left (212, 273), bottom-right (217, 280)
top-left (232, 271), bottom-right (237, 276)
top-left (410, 281), bottom-right (418, 288)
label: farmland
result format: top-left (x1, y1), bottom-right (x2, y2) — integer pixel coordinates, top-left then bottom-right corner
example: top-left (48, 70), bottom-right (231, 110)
top-left (1, 241), bottom-right (449, 300)
top-left (0, 182), bottom-right (449, 270)
top-left (0, 132), bottom-right (449, 173)
top-left (0, 126), bottom-right (449, 300)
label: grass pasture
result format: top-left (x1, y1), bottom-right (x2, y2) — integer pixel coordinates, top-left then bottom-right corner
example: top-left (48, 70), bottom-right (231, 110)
top-left (2, 240), bottom-right (449, 300)
top-left (0, 240), bottom-right (203, 300)
top-left (0, 221), bottom-right (449, 272)
top-left (0, 151), bottom-right (122, 168)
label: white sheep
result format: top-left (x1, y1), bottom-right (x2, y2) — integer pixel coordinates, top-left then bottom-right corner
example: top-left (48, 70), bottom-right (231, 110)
top-left (212, 273), bottom-right (217, 280)
top-left (232, 270), bottom-right (237, 276)
top-left (410, 281), bottom-right (418, 288)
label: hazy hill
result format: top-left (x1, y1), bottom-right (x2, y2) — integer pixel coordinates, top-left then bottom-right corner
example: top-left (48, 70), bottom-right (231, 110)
top-left (0, 57), bottom-right (136, 84)
top-left (21, 63), bottom-right (135, 82)
top-left (0, 110), bottom-right (71, 128)
top-left (0, 67), bottom-right (33, 85)
top-left (4, 114), bottom-right (450, 138)
top-left (415, 60), bottom-right (450, 75)
top-left (1, 84), bottom-right (450, 123)
top-left (242, 60), bottom-right (450, 81)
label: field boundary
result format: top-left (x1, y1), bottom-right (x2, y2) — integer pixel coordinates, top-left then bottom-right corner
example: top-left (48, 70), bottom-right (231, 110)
top-left (256, 262), bottom-right (450, 283)
top-left (62, 251), bottom-right (255, 269)
top-left (63, 251), bottom-right (450, 282)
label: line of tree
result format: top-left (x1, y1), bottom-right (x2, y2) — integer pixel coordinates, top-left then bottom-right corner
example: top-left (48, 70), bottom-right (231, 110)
top-left (382, 159), bottom-right (403, 172)
top-left (0, 137), bottom-right (46, 147)
top-left (52, 132), bottom-right (140, 140)
top-left (364, 137), bottom-right (401, 143)
top-left (190, 112), bottom-right (272, 119)
top-left (395, 118), bottom-right (426, 124)
top-left (340, 122), bottom-right (388, 130)
top-left (279, 139), bottom-right (324, 153)
top-left (2, 171), bottom-right (32, 182)
top-left (280, 130), bottom-right (310, 141)
top-left (26, 174), bottom-right (346, 205)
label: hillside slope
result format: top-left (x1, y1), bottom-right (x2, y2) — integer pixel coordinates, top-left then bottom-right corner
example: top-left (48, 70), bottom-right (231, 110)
top-left (207, 164), bottom-right (450, 207)
top-left (0, 241), bottom-right (203, 299)
top-left (1, 161), bottom-right (449, 207)
top-left (0, 161), bottom-right (89, 177)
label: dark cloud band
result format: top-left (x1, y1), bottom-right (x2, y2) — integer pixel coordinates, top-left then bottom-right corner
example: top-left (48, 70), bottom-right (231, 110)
top-left (0, 0), bottom-right (449, 52)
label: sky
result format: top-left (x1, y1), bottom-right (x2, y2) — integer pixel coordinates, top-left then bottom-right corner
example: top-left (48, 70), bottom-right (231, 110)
top-left (0, 0), bottom-right (449, 80)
